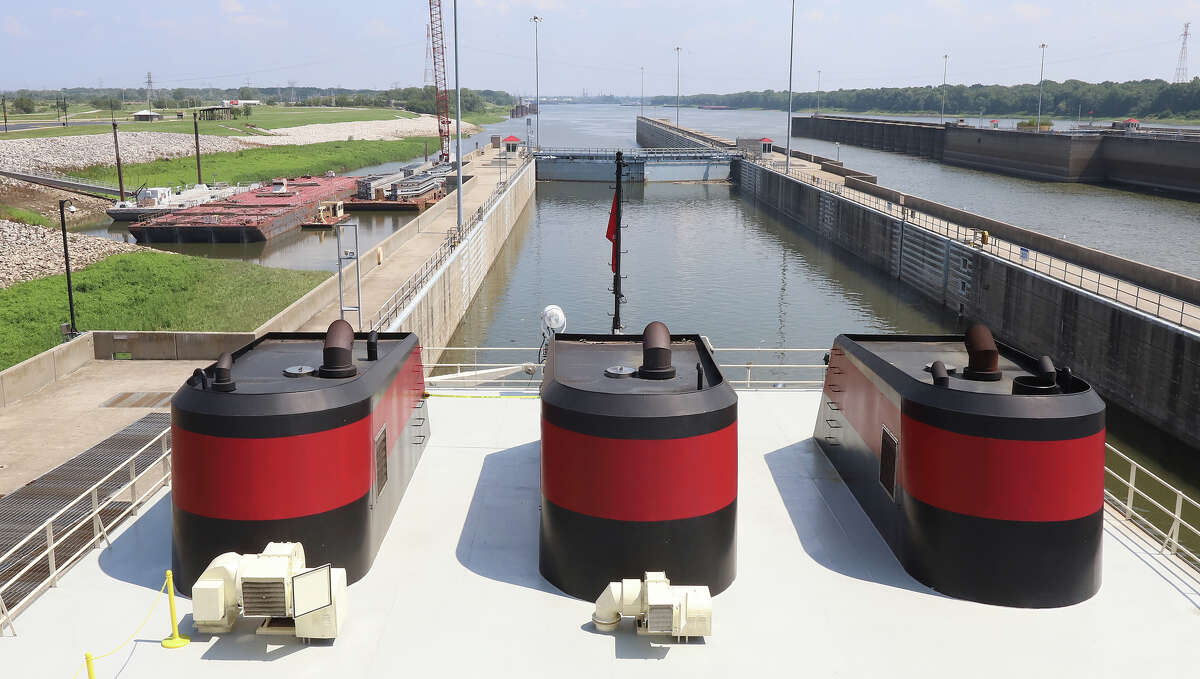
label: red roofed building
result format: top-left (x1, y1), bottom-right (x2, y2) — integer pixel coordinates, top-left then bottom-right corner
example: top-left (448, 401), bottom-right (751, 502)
top-left (760, 138), bottom-right (773, 154)
top-left (503, 135), bottom-right (522, 153)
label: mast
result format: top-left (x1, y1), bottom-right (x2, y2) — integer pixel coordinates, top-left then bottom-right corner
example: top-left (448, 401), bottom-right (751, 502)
top-left (612, 151), bottom-right (624, 334)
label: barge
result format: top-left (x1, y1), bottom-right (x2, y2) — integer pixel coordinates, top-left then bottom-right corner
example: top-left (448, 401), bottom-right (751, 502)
top-left (129, 176), bottom-right (356, 243)
top-left (169, 320), bottom-right (430, 591)
top-left (106, 183), bottom-right (260, 222)
top-left (344, 171), bottom-right (446, 212)
top-left (814, 324), bottom-right (1105, 608)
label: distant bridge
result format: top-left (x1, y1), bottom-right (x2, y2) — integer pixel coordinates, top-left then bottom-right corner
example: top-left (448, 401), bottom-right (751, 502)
top-left (533, 147), bottom-right (737, 182)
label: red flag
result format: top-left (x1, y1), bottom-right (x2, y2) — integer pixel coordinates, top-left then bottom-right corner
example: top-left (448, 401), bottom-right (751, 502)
top-left (606, 190), bottom-right (618, 272)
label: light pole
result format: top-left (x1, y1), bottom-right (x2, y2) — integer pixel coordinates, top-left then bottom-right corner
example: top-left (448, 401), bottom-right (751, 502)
top-left (1036, 43), bottom-right (1048, 132)
top-left (940, 54), bottom-right (948, 124)
top-left (674, 46), bottom-right (682, 126)
top-left (530, 16), bottom-right (542, 149)
top-left (816, 69), bottom-right (822, 115)
top-left (58, 199), bottom-right (79, 338)
top-left (785, 0), bottom-right (796, 173)
top-left (454, 0), bottom-right (463, 239)
top-left (640, 66), bottom-right (645, 119)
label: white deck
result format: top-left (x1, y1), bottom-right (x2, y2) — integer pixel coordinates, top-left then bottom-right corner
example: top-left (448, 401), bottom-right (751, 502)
top-left (5, 391), bottom-right (1200, 678)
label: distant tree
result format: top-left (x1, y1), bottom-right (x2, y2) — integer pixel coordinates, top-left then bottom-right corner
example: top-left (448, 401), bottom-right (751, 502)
top-left (11, 96), bottom-right (35, 113)
top-left (241, 104), bottom-right (252, 117)
top-left (237, 86), bottom-right (259, 100)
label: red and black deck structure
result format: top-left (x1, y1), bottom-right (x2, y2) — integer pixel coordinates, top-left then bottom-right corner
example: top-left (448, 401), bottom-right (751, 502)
top-left (814, 325), bottom-right (1105, 608)
top-left (539, 322), bottom-right (738, 600)
top-left (170, 321), bottom-right (429, 593)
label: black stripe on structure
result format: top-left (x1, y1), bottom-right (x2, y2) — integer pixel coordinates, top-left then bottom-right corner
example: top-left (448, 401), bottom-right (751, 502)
top-left (541, 401), bottom-right (736, 440)
top-left (171, 397), bottom-right (370, 439)
top-left (171, 494), bottom-right (371, 595)
top-left (836, 334), bottom-right (1106, 441)
top-left (538, 498), bottom-right (736, 601)
top-left (898, 490), bottom-right (1103, 608)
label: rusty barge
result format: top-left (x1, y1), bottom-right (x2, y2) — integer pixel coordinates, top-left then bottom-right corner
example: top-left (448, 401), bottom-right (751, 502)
top-left (128, 176), bottom-right (357, 243)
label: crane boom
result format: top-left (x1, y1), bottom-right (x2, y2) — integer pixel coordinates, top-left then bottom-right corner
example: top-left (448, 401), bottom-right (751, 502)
top-left (428, 0), bottom-right (452, 163)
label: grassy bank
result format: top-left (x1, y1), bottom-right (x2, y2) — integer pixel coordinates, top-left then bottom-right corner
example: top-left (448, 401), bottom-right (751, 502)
top-left (70, 137), bottom-right (441, 188)
top-left (0, 251), bottom-right (328, 370)
top-left (0, 205), bottom-right (52, 228)
top-left (0, 106), bottom-right (421, 140)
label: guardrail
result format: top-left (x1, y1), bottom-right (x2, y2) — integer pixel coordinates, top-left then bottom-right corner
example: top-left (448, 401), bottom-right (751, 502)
top-left (1104, 443), bottom-right (1200, 576)
top-left (0, 428), bottom-right (172, 636)
top-left (369, 154), bottom-right (534, 332)
top-left (762, 160), bottom-right (1200, 332)
top-left (422, 346), bottom-right (828, 389)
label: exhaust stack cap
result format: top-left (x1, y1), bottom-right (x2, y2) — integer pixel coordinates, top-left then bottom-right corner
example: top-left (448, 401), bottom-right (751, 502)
top-left (962, 324), bottom-right (1002, 382)
top-left (637, 321), bottom-right (676, 380)
top-left (212, 352), bottom-right (236, 392)
top-left (366, 331), bottom-right (379, 361)
top-left (930, 360), bottom-right (951, 387)
top-left (319, 319), bottom-right (358, 378)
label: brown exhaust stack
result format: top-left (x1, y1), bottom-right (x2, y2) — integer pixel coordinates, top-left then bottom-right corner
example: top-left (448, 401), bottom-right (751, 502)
top-left (212, 352), bottom-right (236, 392)
top-left (962, 324), bottom-right (1002, 382)
top-left (638, 321), bottom-right (676, 380)
top-left (319, 319), bottom-right (358, 378)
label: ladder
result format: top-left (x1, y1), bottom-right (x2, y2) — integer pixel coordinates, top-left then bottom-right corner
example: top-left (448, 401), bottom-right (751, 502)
top-left (336, 220), bottom-right (363, 330)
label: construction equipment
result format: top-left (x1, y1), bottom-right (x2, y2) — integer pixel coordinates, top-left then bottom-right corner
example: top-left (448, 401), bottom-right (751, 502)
top-left (428, 0), bottom-right (452, 163)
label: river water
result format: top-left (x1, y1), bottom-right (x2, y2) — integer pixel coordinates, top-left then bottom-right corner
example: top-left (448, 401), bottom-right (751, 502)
top-left (447, 104), bottom-right (1200, 521)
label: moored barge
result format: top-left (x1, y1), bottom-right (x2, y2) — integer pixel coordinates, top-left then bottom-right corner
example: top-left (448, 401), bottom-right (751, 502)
top-left (129, 175), bottom-right (356, 243)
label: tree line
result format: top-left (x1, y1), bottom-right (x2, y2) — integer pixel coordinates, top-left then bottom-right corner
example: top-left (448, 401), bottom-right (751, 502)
top-left (2, 86), bottom-right (514, 115)
top-left (648, 78), bottom-right (1200, 119)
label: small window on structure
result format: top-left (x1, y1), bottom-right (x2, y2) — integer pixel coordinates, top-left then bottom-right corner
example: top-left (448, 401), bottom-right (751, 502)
top-left (879, 427), bottom-right (898, 499)
top-left (374, 427), bottom-right (388, 496)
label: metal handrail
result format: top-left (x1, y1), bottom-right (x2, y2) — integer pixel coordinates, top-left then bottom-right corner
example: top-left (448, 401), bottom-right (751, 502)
top-left (1103, 443), bottom-right (1200, 574)
top-left (760, 160), bottom-right (1200, 332)
top-left (370, 154), bottom-right (534, 332)
top-left (0, 431), bottom-right (173, 635)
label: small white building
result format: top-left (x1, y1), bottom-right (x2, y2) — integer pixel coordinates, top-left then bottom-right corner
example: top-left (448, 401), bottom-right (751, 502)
top-left (503, 135), bottom-right (522, 153)
top-left (221, 99), bottom-right (262, 107)
top-left (132, 110), bottom-right (164, 122)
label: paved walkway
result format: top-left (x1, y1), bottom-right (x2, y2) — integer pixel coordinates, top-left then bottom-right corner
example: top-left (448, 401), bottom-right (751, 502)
top-left (299, 145), bottom-right (526, 331)
top-left (0, 360), bottom-right (196, 496)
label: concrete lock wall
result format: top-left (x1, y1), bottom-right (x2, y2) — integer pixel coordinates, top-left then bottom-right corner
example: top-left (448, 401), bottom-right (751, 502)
top-left (390, 157), bottom-right (536, 364)
top-left (735, 158), bottom-right (1200, 450)
top-left (636, 116), bottom-right (727, 149)
top-left (942, 128), bottom-right (1106, 182)
top-left (793, 115), bottom-right (1200, 197)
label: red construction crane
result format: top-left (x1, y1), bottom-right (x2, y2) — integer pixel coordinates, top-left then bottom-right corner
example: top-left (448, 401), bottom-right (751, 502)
top-left (428, 0), bottom-right (451, 163)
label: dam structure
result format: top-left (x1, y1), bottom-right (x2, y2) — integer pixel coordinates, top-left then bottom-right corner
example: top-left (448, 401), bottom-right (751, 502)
top-left (791, 114), bottom-right (1200, 198)
top-left (636, 115), bottom-right (1200, 451)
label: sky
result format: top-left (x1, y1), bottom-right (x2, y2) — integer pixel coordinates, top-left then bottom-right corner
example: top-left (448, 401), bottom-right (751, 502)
top-left (0, 0), bottom-right (1195, 95)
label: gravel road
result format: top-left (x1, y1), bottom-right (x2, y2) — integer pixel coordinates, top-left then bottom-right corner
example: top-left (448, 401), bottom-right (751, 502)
top-left (232, 114), bottom-right (480, 146)
top-left (0, 219), bottom-right (145, 288)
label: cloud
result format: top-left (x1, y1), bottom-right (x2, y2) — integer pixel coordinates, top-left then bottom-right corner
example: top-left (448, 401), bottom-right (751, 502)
top-left (2, 16), bottom-right (28, 36)
top-left (220, 0), bottom-right (244, 13)
top-left (927, 0), bottom-right (964, 12)
top-left (50, 7), bottom-right (88, 18)
top-left (1010, 2), bottom-right (1050, 20)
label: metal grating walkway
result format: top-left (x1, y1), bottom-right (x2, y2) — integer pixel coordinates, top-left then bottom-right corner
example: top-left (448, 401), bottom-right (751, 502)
top-left (0, 413), bottom-right (170, 616)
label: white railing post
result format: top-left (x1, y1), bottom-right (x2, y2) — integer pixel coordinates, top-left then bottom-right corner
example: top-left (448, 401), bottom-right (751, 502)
top-left (1168, 492), bottom-right (1184, 555)
top-left (45, 524), bottom-right (57, 587)
top-left (129, 458), bottom-right (139, 516)
top-left (745, 362), bottom-right (752, 389)
top-left (1125, 466), bottom-right (1137, 518)
top-left (0, 592), bottom-right (13, 636)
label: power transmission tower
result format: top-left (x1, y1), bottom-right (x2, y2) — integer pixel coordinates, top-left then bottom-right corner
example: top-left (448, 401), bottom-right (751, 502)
top-left (288, 80), bottom-right (297, 103)
top-left (145, 72), bottom-right (153, 111)
top-left (1175, 22), bottom-right (1191, 84)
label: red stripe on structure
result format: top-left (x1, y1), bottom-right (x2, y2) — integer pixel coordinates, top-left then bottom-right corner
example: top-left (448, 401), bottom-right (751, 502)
top-left (541, 419), bottom-right (737, 522)
top-left (173, 348), bottom-right (424, 521)
top-left (172, 421), bottom-right (372, 520)
top-left (899, 415), bottom-right (1105, 522)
